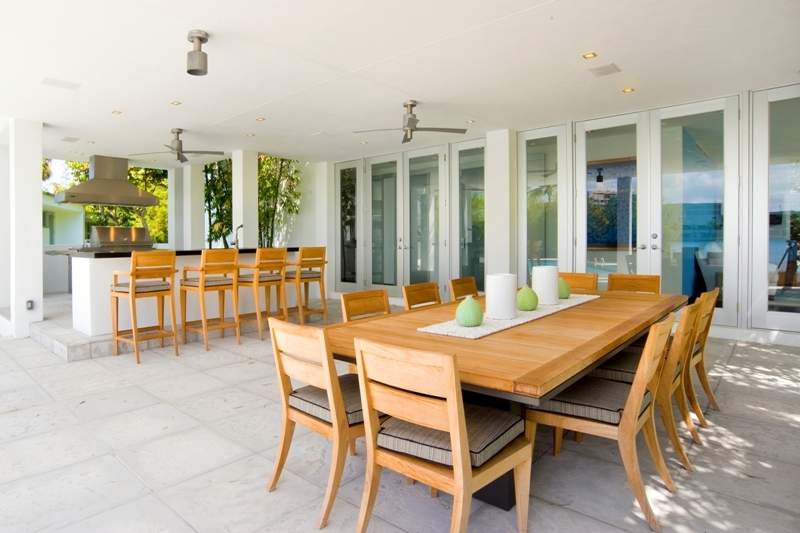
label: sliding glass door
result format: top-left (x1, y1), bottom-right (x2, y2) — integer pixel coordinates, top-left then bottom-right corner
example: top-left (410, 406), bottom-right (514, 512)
top-left (576, 113), bottom-right (651, 284)
top-left (518, 126), bottom-right (571, 284)
top-left (450, 140), bottom-right (485, 290)
top-left (334, 161), bottom-right (363, 292)
top-left (752, 85), bottom-right (800, 331)
top-left (365, 155), bottom-right (402, 296)
top-left (651, 97), bottom-right (739, 325)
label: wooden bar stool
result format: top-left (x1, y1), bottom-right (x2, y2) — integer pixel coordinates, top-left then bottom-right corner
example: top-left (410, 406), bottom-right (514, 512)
top-left (238, 247), bottom-right (288, 340)
top-left (285, 246), bottom-right (328, 324)
top-left (180, 248), bottom-right (241, 350)
top-left (110, 250), bottom-right (179, 364)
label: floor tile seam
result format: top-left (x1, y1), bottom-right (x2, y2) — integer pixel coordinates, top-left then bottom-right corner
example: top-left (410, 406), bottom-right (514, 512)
top-left (32, 490), bottom-right (160, 533)
top-left (80, 407), bottom-right (206, 452)
top-left (61, 384), bottom-right (161, 422)
top-left (520, 492), bottom-right (633, 532)
top-left (147, 449), bottom-right (259, 493)
top-left (0, 452), bottom-right (127, 491)
top-left (704, 485), bottom-right (800, 519)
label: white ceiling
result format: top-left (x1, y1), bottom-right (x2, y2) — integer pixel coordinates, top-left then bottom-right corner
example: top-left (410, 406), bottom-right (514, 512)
top-left (1, 0), bottom-right (798, 166)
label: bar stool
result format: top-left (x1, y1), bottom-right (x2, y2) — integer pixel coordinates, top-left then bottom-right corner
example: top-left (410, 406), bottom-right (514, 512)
top-left (110, 250), bottom-right (178, 364)
top-left (284, 246), bottom-right (328, 324)
top-left (180, 248), bottom-right (241, 350)
top-left (238, 247), bottom-right (288, 340)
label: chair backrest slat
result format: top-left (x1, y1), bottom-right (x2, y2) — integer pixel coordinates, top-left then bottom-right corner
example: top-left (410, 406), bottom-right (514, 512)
top-left (608, 273), bottom-right (661, 294)
top-left (368, 381), bottom-right (450, 432)
top-left (402, 282), bottom-right (441, 310)
top-left (255, 247), bottom-right (287, 273)
top-left (298, 246), bottom-right (326, 269)
top-left (660, 301), bottom-right (701, 394)
top-left (694, 287), bottom-right (719, 350)
top-left (449, 277), bottom-right (479, 301)
top-left (341, 290), bottom-right (391, 322)
top-left (201, 248), bottom-right (239, 275)
top-left (131, 250), bottom-right (176, 280)
top-left (559, 272), bottom-right (598, 291)
top-left (355, 339), bottom-right (452, 398)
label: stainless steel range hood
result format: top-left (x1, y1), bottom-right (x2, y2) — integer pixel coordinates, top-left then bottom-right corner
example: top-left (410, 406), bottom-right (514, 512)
top-left (54, 155), bottom-right (159, 207)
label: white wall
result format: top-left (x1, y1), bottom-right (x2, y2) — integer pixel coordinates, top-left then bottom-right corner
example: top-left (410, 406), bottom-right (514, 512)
top-left (485, 129), bottom-right (518, 275)
top-left (0, 144), bottom-right (9, 311)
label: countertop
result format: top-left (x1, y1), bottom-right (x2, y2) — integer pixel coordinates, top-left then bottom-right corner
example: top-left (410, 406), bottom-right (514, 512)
top-left (65, 247), bottom-right (300, 258)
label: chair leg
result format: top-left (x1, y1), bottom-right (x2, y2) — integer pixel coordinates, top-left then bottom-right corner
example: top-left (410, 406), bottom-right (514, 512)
top-left (253, 284), bottom-right (263, 340)
top-left (296, 282), bottom-right (306, 325)
top-left (168, 290), bottom-right (179, 357)
top-left (356, 460), bottom-right (382, 533)
top-left (110, 295), bottom-right (119, 356)
top-left (513, 451), bottom-right (532, 533)
top-left (642, 414), bottom-right (675, 493)
top-left (268, 417), bottom-right (296, 492)
top-left (218, 290), bottom-right (225, 339)
top-left (657, 395), bottom-right (692, 471)
top-left (280, 282), bottom-right (288, 320)
top-left (318, 276), bottom-right (328, 321)
top-left (157, 295), bottom-right (165, 348)
top-left (574, 431), bottom-right (585, 443)
top-left (450, 489), bottom-right (471, 533)
top-left (675, 382), bottom-right (702, 445)
top-left (348, 439), bottom-right (357, 456)
top-left (318, 436), bottom-right (348, 529)
top-left (304, 281), bottom-right (310, 310)
top-left (199, 290), bottom-right (209, 351)
top-left (553, 427), bottom-right (564, 456)
top-left (684, 365), bottom-right (708, 428)
top-left (695, 356), bottom-right (720, 411)
top-left (232, 287), bottom-right (241, 344)
top-left (618, 437), bottom-right (660, 532)
top-left (129, 296), bottom-right (141, 365)
top-left (180, 289), bottom-right (187, 345)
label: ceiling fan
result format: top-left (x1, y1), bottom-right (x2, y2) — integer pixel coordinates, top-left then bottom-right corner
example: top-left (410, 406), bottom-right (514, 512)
top-left (354, 100), bottom-right (468, 144)
top-left (129, 128), bottom-right (225, 163)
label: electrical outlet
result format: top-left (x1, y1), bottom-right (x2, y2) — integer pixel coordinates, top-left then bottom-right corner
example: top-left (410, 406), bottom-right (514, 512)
top-left (26, 300), bottom-right (34, 310)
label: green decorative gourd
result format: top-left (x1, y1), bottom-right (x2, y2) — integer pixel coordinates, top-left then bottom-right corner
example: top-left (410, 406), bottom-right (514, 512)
top-left (558, 277), bottom-right (571, 299)
top-left (455, 295), bottom-right (483, 327)
top-left (517, 286), bottom-right (538, 311)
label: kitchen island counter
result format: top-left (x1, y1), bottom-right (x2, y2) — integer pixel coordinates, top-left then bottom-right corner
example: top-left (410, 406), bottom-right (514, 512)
top-left (69, 246), bottom-right (300, 258)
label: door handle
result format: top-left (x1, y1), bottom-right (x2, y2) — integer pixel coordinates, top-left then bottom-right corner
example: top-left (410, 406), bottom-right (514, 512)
top-left (651, 244), bottom-right (659, 250)
top-left (638, 244), bottom-right (647, 250)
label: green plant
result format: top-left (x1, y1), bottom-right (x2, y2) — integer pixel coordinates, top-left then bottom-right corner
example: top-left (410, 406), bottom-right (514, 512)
top-left (257, 154), bottom-right (302, 247)
top-left (203, 159), bottom-right (233, 248)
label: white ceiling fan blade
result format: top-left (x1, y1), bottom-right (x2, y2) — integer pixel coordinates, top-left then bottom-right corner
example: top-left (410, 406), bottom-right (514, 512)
top-left (352, 128), bottom-right (402, 133)
top-left (163, 144), bottom-right (178, 152)
top-left (182, 150), bottom-right (226, 155)
top-left (128, 151), bottom-right (172, 156)
top-left (401, 129), bottom-right (412, 144)
top-left (178, 152), bottom-right (189, 163)
top-left (415, 127), bottom-right (468, 134)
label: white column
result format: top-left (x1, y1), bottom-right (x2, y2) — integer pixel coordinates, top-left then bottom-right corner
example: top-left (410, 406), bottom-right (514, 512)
top-left (9, 119), bottom-right (44, 337)
top-left (231, 150), bottom-right (259, 247)
top-left (0, 142), bottom-right (9, 312)
top-left (167, 167), bottom-right (184, 249)
top-left (484, 129), bottom-right (518, 275)
top-left (182, 164), bottom-right (206, 249)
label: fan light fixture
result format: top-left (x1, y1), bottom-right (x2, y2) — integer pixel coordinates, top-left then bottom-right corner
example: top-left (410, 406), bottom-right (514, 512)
top-left (582, 51), bottom-right (598, 60)
top-left (187, 30), bottom-right (209, 76)
top-left (596, 168), bottom-right (604, 183)
top-left (622, 87), bottom-right (636, 94)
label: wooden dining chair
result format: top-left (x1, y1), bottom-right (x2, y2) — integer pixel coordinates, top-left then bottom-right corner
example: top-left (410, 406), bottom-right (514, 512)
top-left (110, 250), bottom-right (179, 364)
top-left (448, 276), bottom-right (479, 302)
top-left (402, 281), bottom-right (441, 310)
top-left (558, 272), bottom-right (598, 291)
top-left (267, 318), bottom-right (364, 529)
top-left (238, 247), bottom-right (288, 339)
top-left (285, 246), bottom-right (328, 324)
top-left (684, 287), bottom-right (721, 428)
top-left (607, 273), bottom-right (661, 294)
top-left (353, 338), bottom-right (533, 533)
top-left (180, 248), bottom-right (241, 350)
top-left (526, 315), bottom-right (676, 531)
top-left (341, 289), bottom-right (390, 322)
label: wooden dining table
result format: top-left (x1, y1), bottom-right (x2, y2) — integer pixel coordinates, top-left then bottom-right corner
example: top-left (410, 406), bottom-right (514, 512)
top-left (326, 290), bottom-right (687, 406)
top-left (324, 289), bottom-right (686, 510)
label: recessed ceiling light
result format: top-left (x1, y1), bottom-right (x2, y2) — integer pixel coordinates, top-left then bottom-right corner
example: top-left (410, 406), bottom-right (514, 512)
top-left (310, 131), bottom-right (323, 136)
top-left (111, 110), bottom-right (123, 115)
top-left (170, 100), bottom-right (182, 106)
top-left (246, 133), bottom-right (256, 137)
top-left (582, 51), bottom-right (598, 60)
top-left (622, 87), bottom-right (636, 94)
top-left (360, 140), bottom-right (368, 145)
top-left (467, 119), bottom-right (476, 125)
top-left (255, 116), bottom-right (266, 122)
top-left (88, 140), bottom-right (96, 144)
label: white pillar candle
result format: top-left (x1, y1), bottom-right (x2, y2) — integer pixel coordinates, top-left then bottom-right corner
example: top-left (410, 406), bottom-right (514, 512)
top-left (485, 273), bottom-right (517, 320)
top-left (532, 265), bottom-right (559, 305)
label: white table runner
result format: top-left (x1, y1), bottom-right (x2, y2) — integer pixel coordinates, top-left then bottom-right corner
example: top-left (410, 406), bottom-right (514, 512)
top-left (417, 294), bottom-right (600, 340)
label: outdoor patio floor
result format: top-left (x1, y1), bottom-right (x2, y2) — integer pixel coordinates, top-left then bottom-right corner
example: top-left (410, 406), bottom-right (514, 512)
top-left (0, 309), bottom-right (798, 532)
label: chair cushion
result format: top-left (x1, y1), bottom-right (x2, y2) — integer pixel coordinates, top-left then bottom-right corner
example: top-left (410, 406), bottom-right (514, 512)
top-left (534, 377), bottom-right (651, 425)
top-left (181, 276), bottom-right (232, 287)
top-left (591, 348), bottom-right (640, 384)
top-left (288, 373), bottom-right (363, 426)
top-left (239, 272), bottom-right (282, 283)
top-left (112, 281), bottom-right (170, 293)
top-left (285, 270), bottom-right (321, 280)
top-left (376, 404), bottom-right (524, 468)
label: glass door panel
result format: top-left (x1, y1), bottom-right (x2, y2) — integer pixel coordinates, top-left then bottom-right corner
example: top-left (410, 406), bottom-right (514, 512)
top-left (753, 85), bottom-right (800, 331)
top-left (653, 97), bottom-right (738, 325)
top-left (334, 162), bottom-right (362, 291)
top-left (451, 143), bottom-right (485, 291)
top-left (407, 154), bottom-right (440, 284)
top-left (367, 158), bottom-right (400, 292)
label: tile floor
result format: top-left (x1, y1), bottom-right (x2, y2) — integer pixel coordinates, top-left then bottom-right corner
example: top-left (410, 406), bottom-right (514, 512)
top-left (0, 310), bottom-right (798, 532)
